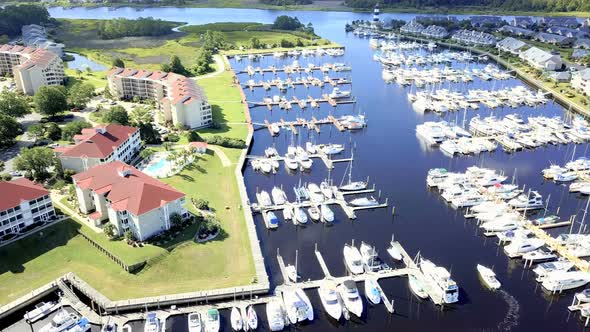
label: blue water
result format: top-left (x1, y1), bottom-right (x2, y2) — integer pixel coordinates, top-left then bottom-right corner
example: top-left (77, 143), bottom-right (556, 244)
top-left (144, 157), bottom-right (167, 174)
top-left (65, 52), bottom-right (108, 71)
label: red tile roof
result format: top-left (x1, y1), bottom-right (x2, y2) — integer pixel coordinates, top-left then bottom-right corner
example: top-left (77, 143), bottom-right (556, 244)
top-left (189, 142), bottom-right (208, 149)
top-left (0, 178), bottom-right (49, 211)
top-left (59, 124), bottom-right (139, 159)
top-left (72, 161), bottom-right (185, 216)
top-left (0, 44), bottom-right (60, 70)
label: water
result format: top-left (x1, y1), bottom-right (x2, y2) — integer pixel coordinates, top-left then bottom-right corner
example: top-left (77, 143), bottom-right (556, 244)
top-left (65, 52), bottom-right (108, 71)
top-left (42, 6), bottom-right (590, 331)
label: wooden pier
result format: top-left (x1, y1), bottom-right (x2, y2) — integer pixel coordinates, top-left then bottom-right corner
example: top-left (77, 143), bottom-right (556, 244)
top-left (248, 96), bottom-right (356, 109)
top-left (247, 150), bottom-right (353, 170)
top-left (244, 77), bottom-right (352, 89)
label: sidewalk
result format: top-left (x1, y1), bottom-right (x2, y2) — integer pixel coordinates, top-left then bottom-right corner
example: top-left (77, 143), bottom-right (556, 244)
top-left (51, 192), bottom-right (104, 233)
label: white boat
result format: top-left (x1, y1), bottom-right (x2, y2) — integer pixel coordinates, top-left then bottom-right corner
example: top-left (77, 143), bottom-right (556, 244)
top-left (349, 196), bottom-right (378, 207)
top-left (508, 191), bottom-right (543, 210)
top-left (39, 309), bottom-right (78, 332)
top-left (360, 242), bottom-right (385, 272)
top-left (265, 147), bottom-right (278, 158)
top-left (188, 312), bottom-right (203, 332)
top-left (555, 171), bottom-right (578, 182)
top-left (419, 258), bottom-right (459, 304)
top-left (246, 305), bottom-right (258, 330)
top-left (317, 279), bottom-right (342, 321)
top-left (408, 275), bottom-right (428, 299)
top-left (321, 144), bottom-right (345, 155)
top-left (329, 87), bottom-right (351, 99)
top-left (504, 238), bottom-right (545, 258)
top-left (305, 142), bottom-right (316, 154)
top-left (340, 181), bottom-right (367, 191)
top-left (308, 183), bottom-right (324, 203)
top-left (364, 277), bottom-right (382, 305)
top-left (337, 279), bottom-right (363, 317)
top-left (542, 165), bottom-right (566, 179)
top-left (307, 205), bottom-right (320, 221)
top-left (534, 259), bottom-right (575, 281)
top-left (143, 313), bottom-right (161, 332)
top-left (284, 153), bottom-right (299, 170)
top-left (24, 301), bottom-right (57, 323)
top-left (285, 264), bottom-right (299, 283)
top-left (320, 204), bottom-right (334, 223)
top-left (231, 307), bottom-right (243, 331)
top-left (271, 187), bottom-right (287, 205)
top-left (293, 206), bottom-right (308, 224)
top-left (258, 190), bottom-right (272, 207)
top-left (205, 309), bottom-right (220, 332)
top-left (282, 287), bottom-right (313, 324)
top-left (266, 211), bottom-right (279, 229)
top-left (542, 271), bottom-right (590, 292)
top-left (67, 318), bottom-right (91, 332)
top-left (476, 264), bottom-right (501, 290)
top-left (522, 248), bottom-right (556, 263)
top-left (416, 122), bottom-right (445, 145)
top-left (320, 181), bottom-right (333, 199)
top-left (265, 298), bottom-right (285, 332)
top-left (481, 219), bottom-right (520, 232)
top-left (386, 241), bottom-right (402, 261)
top-left (575, 289), bottom-right (590, 303)
top-left (101, 318), bottom-right (117, 332)
top-left (343, 244), bottom-right (364, 275)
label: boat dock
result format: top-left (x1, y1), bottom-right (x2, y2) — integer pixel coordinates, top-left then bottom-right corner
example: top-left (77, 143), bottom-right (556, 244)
top-left (247, 150), bottom-right (353, 170)
top-left (244, 77), bottom-right (352, 89)
top-left (248, 96), bottom-right (356, 109)
top-left (238, 64), bottom-right (351, 76)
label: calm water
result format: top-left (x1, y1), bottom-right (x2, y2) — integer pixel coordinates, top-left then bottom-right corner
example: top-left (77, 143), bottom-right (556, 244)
top-left (22, 6), bottom-right (590, 331)
top-left (65, 52), bottom-right (108, 71)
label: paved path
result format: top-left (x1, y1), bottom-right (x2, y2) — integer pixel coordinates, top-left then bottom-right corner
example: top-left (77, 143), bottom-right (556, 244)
top-left (195, 55), bottom-right (225, 81)
top-left (51, 192), bottom-right (104, 233)
top-left (209, 145), bottom-right (231, 167)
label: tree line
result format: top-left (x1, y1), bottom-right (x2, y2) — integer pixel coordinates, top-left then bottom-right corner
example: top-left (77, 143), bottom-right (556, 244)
top-left (97, 17), bottom-right (175, 40)
top-left (344, 0), bottom-right (590, 12)
top-left (0, 5), bottom-right (51, 38)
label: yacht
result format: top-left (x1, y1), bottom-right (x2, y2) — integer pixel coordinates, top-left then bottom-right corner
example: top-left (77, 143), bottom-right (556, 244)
top-left (408, 274), bottom-right (428, 299)
top-left (532, 215), bottom-right (560, 226)
top-left (481, 219), bottom-right (520, 233)
top-left (231, 307), bottom-right (243, 331)
top-left (504, 238), bottom-right (545, 258)
top-left (329, 87), bottom-right (351, 99)
top-left (307, 206), bottom-right (320, 221)
top-left (144, 313), bottom-right (161, 332)
top-left (296, 147), bottom-right (313, 170)
top-left (246, 305), bottom-right (258, 331)
top-left (522, 248), bottom-right (557, 263)
top-left (39, 309), bottom-right (78, 332)
top-left (266, 211), bottom-right (279, 229)
top-left (570, 182), bottom-right (590, 193)
top-left (320, 181), bottom-right (333, 199)
top-left (360, 242), bottom-right (386, 272)
top-left (317, 279), bottom-right (343, 321)
top-left (416, 122), bottom-right (445, 145)
top-left (293, 206), bottom-right (308, 225)
top-left (284, 152), bottom-right (299, 171)
top-left (387, 241), bottom-right (402, 261)
top-left (285, 264), bottom-right (299, 283)
top-left (534, 259), bottom-right (575, 282)
top-left (349, 196), bottom-right (379, 207)
top-left (337, 280), bottom-right (363, 317)
top-left (308, 183), bottom-right (325, 203)
top-left (24, 301), bottom-right (57, 323)
top-left (419, 258), bottom-right (459, 304)
top-left (575, 289), bottom-right (590, 303)
top-left (270, 123), bottom-right (280, 135)
top-left (187, 312), bottom-right (203, 332)
top-left (477, 264), bottom-right (501, 290)
top-left (343, 244), bottom-right (364, 275)
top-left (542, 271), bottom-right (590, 292)
top-left (282, 287), bottom-right (313, 324)
top-left (321, 144), bottom-right (345, 155)
top-left (320, 204), bottom-right (334, 223)
top-left (508, 191), bottom-right (543, 210)
top-left (364, 277), bottom-right (382, 305)
top-left (566, 242), bottom-right (590, 258)
top-left (266, 298), bottom-right (286, 332)
top-left (258, 190), bottom-right (272, 207)
top-left (554, 171), bottom-right (578, 182)
top-left (452, 194), bottom-right (485, 208)
top-left (271, 187), bottom-right (287, 205)
top-left (205, 309), bottom-right (220, 332)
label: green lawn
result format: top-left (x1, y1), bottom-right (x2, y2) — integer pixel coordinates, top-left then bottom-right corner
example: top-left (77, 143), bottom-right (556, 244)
top-left (65, 68), bottom-right (108, 90)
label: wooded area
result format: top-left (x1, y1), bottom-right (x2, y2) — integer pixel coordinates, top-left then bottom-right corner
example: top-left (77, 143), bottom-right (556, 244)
top-left (0, 5), bottom-right (51, 37)
top-left (97, 17), bottom-right (177, 39)
top-left (344, 0), bottom-right (590, 12)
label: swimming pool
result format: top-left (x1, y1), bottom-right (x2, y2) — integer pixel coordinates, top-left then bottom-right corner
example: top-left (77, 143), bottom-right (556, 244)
top-left (141, 155), bottom-right (172, 177)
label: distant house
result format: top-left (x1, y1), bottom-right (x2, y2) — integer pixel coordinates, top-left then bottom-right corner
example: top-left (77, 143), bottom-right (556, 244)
top-left (498, 25), bottom-right (535, 38)
top-left (496, 37), bottom-right (527, 55)
top-left (188, 141), bottom-right (208, 154)
top-left (21, 24), bottom-right (65, 58)
top-left (470, 15), bottom-right (504, 28)
top-left (421, 25), bottom-right (449, 39)
top-left (451, 29), bottom-right (497, 46)
top-left (519, 47), bottom-right (563, 71)
top-left (415, 15), bottom-right (457, 23)
top-left (572, 68), bottom-right (590, 96)
top-left (575, 38), bottom-right (590, 49)
top-left (534, 32), bottom-right (574, 47)
top-left (511, 16), bottom-right (534, 29)
top-left (540, 16), bottom-right (579, 29)
top-left (72, 161), bottom-right (189, 241)
top-left (572, 49), bottom-right (590, 61)
top-left (546, 26), bottom-right (586, 39)
top-left (548, 71), bottom-right (571, 83)
top-left (400, 21), bottom-right (424, 35)
top-left (55, 124), bottom-right (141, 173)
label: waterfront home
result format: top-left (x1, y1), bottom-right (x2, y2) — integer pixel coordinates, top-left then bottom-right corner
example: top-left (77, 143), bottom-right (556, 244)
top-left (534, 32), bottom-right (573, 47)
top-left (572, 68), bottom-right (590, 96)
top-left (451, 30), bottom-right (497, 46)
top-left (0, 179), bottom-right (56, 239)
top-left (548, 71), bottom-right (571, 83)
top-left (107, 67), bottom-right (213, 130)
top-left (575, 38), bottom-right (590, 49)
top-left (400, 20), bottom-right (424, 35)
top-left (470, 15), bottom-right (505, 28)
top-left (546, 26), bottom-right (587, 39)
top-left (415, 15), bottom-right (457, 23)
top-left (55, 124), bottom-right (141, 173)
top-left (539, 16), bottom-right (579, 29)
top-left (421, 25), bottom-right (449, 39)
top-left (72, 161), bottom-right (188, 240)
top-left (0, 44), bottom-right (65, 95)
top-left (496, 37), bottom-right (527, 55)
top-left (498, 25), bottom-right (535, 38)
top-left (511, 16), bottom-right (534, 29)
top-left (188, 141), bottom-right (208, 154)
top-left (572, 49), bottom-right (590, 61)
top-left (519, 47), bottom-right (563, 71)
top-left (21, 24), bottom-right (64, 58)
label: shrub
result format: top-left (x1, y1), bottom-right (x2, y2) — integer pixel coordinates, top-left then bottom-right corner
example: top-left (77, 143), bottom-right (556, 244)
top-left (193, 198), bottom-right (210, 210)
top-left (170, 212), bottom-right (183, 230)
top-left (103, 223), bottom-right (117, 239)
top-left (166, 134), bottom-right (180, 142)
top-left (124, 230), bottom-right (136, 242)
top-left (204, 135), bottom-right (245, 149)
top-left (280, 39), bottom-right (294, 48)
top-left (186, 130), bottom-right (203, 142)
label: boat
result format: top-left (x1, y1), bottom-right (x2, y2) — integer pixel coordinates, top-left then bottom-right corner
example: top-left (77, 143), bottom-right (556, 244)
top-left (329, 87), bottom-right (351, 99)
top-left (360, 242), bottom-right (386, 272)
top-left (522, 248), bottom-right (557, 263)
top-left (24, 301), bottom-right (57, 323)
top-left (349, 196), bottom-right (379, 207)
top-left (419, 258), bottom-right (459, 304)
top-left (533, 259), bottom-right (575, 282)
top-left (308, 183), bottom-right (324, 203)
top-left (285, 264), bottom-right (299, 283)
top-left (284, 152), bottom-right (299, 170)
top-left (305, 142), bottom-right (316, 154)
top-left (476, 264), bottom-right (501, 290)
top-left (231, 307), bottom-right (243, 331)
top-left (555, 171), bottom-right (578, 182)
top-left (339, 159), bottom-right (367, 191)
top-left (282, 287), bottom-right (313, 324)
top-left (575, 289), bottom-right (590, 303)
top-left (265, 147), bottom-right (278, 158)
top-left (320, 181), bottom-right (333, 199)
top-left (205, 309), bottom-right (220, 332)
top-left (293, 206), bottom-right (308, 224)
top-left (343, 244), bottom-right (364, 275)
top-left (508, 191), bottom-right (543, 210)
top-left (317, 279), bottom-right (342, 321)
top-left (386, 240), bottom-right (402, 261)
top-left (320, 144), bottom-right (345, 155)
top-left (364, 277), bottom-right (382, 305)
top-left (39, 309), bottom-right (78, 332)
top-left (320, 204), bottom-right (334, 223)
top-left (504, 238), bottom-right (545, 258)
top-left (188, 312), bottom-right (203, 332)
top-left (337, 279), bottom-right (363, 317)
top-left (271, 187), bottom-right (287, 205)
top-left (144, 313), bottom-right (161, 332)
top-left (542, 165), bottom-right (566, 179)
top-left (307, 205), bottom-right (320, 221)
top-left (532, 215), bottom-right (560, 226)
top-left (266, 211), bottom-right (279, 229)
top-left (408, 275), bottom-right (428, 299)
top-left (258, 190), bottom-right (272, 207)
top-left (266, 298), bottom-right (285, 332)
top-left (246, 305), bottom-right (258, 330)
top-left (101, 318), bottom-right (117, 332)
top-left (481, 219), bottom-right (520, 232)
top-left (542, 271), bottom-right (590, 292)
top-left (67, 318), bottom-right (91, 332)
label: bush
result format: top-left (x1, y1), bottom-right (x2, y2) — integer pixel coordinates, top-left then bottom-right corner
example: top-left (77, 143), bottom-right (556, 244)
top-left (165, 134), bottom-right (180, 142)
top-left (1, 173), bottom-right (12, 181)
top-left (170, 212), bottom-right (183, 230)
top-left (45, 123), bottom-right (62, 141)
top-left (198, 215), bottom-right (220, 239)
top-left (280, 39), bottom-right (294, 48)
top-left (186, 130), bottom-right (203, 142)
top-left (193, 198), bottom-right (210, 210)
top-left (124, 230), bottom-right (136, 242)
top-left (103, 222), bottom-right (117, 239)
top-left (204, 135), bottom-right (245, 149)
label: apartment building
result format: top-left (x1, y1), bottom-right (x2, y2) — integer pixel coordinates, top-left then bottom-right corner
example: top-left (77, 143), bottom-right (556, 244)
top-left (22, 24), bottom-right (65, 57)
top-left (72, 161), bottom-right (188, 241)
top-left (519, 47), bottom-right (563, 71)
top-left (0, 179), bottom-right (55, 238)
top-left (0, 44), bottom-right (65, 95)
top-left (55, 124), bottom-right (141, 173)
top-left (451, 30), bottom-right (497, 46)
top-left (107, 67), bottom-right (213, 129)
top-left (496, 37), bottom-right (528, 55)
top-left (572, 68), bottom-right (590, 96)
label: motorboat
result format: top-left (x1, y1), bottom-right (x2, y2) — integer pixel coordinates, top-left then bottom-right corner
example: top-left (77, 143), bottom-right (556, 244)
top-left (205, 309), bottom-right (220, 332)
top-left (320, 204), bottom-right (334, 223)
top-left (416, 122), bottom-right (445, 145)
top-left (364, 277), bottom-right (382, 305)
top-left (270, 123), bottom-right (280, 135)
top-left (476, 264), bottom-right (501, 290)
top-left (258, 190), bottom-right (272, 207)
top-left (542, 165), bottom-right (566, 179)
top-left (508, 191), bottom-right (543, 210)
top-left (39, 309), bottom-right (78, 332)
top-left (481, 219), bottom-right (520, 232)
top-left (265, 298), bottom-right (285, 332)
top-left (570, 182), bottom-right (590, 193)
top-left (305, 142), bottom-right (317, 154)
top-left (293, 206), bottom-right (308, 224)
top-left (308, 183), bottom-right (325, 204)
top-left (320, 181), bottom-right (333, 199)
top-left (67, 318), bottom-right (91, 332)
top-left (266, 211), bottom-right (278, 229)
top-left (452, 194), bottom-right (485, 208)
top-left (534, 259), bottom-right (575, 282)
top-left (555, 171), bottom-right (578, 182)
top-left (296, 148), bottom-right (313, 170)
top-left (143, 313), bottom-right (161, 332)
top-left (522, 248), bottom-right (557, 263)
top-left (265, 147), bottom-right (278, 158)
top-left (24, 301), bottom-right (57, 323)
top-left (271, 187), bottom-right (287, 205)
top-left (337, 279), bottom-right (363, 317)
top-left (320, 144), bottom-right (345, 155)
top-left (282, 287), bottom-right (313, 324)
top-left (246, 305), bottom-right (258, 330)
top-left (317, 279), bottom-right (342, 321)
top-left (575, 289), bottom-right (590, 303)
top-left (387, 241), bottom-right (402, 261)
top-left (329, 87), bottom-right (351, 99)
top-left (408, 274), bottom-right (428, 299)
top-left (496, 228), bottom-right (531, 244)
top-left (360, 242), bottom-right (386, 272)
top-left (504, 238), bottom-right (545, 258)
top-left (284, 152), bottom-right (299, 171)
top-left (307, 205), bottom-right (320, 221)
top-left (343, 244), bottom-right (364, 275)
top-left (285, 264), bottom-right (299, 283)
top-left (419, 258), bottom-right (459, 304)
top-left (542, 271), bottom-right (590, 292)
top-left (349, 196), bottom-right (379, 207)
top-left (101, 318), bottom-right (117, 332)
top-left (231, 307), bottom-right (243, 331)
top-left (532, 215), bottom-right (560, 226)
top-left (188, 312), bottom-right (203, 332)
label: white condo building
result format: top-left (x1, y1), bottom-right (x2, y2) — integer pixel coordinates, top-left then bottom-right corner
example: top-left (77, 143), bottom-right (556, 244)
top-left (572, 68), bottom-right (590, 96)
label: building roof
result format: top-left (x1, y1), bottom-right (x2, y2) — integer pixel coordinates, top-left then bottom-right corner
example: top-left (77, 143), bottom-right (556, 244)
top-left (499, 25), bottom-right (534, 37)
top-left (189, 141), bottom-right (208, 149)
top-left (520, 46), bottom-right (560, 64)
top-left (496, 37), bottom-right (527, 51)
top-left (574, 68), bottom-right (590, 81)
top-left (59, 124), bottom-right (139, 159)
top-left (0, 43), bottom-right (60, 70)
top-left (0, 178), bottom-right (49, 211)
top-left (535, 32), bottom-right (572, 44)
top-left (73, 161), bottom-right (185, 216)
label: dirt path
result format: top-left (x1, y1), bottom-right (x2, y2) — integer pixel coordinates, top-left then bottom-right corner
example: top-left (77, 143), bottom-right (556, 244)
top-left (194, 55), bottom-right (225, 81)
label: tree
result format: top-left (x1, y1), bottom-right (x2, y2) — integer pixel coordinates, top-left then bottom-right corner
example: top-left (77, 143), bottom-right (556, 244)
top-left (62, 120), bottom-right (92, 141)
top-left (163, 55), bottom-right (187, 75)
top-left (27, 123), bottom-right (45, 142)
top-left (124, 230), bottom-right (136, 242)
top-left (68, 82), bottom-right (95, 109)
top-left (250, 37), bottom-right (261, 49)
top-left (272, 15), bottom-right (303, 31)
top-left (85, 67), bottom-right (92, 74)
top-left (170, 212), bottom-right (183, 229)
top-left (130, 107), bottom-right (153, 125)
top-left (0, 114), bottom-right (21, 147)
top-left (103, 222), bottom-right (117, 239)
top-left (75, 69), bottom-right (82, 78)
top-left (34, 86), bottom-right (68, 117)
top-left (13, 147), bottom-right (55, 181)
top-left (112, 58), bottom-right (125, 68)
top-left (0, 90), bottom-right (30, 118)
top-left (193, 198), bottom-right (209, 210)
top-left (102, 106), bottom-right (129, 125)
top-left (140, 148), bottom-right (155, 160)
top-left (137, 122), bottom-right (161, 144)
top-left (45, 123), bottom-right (62, 141)
top-left (193, 49), bottom-right (213, 75)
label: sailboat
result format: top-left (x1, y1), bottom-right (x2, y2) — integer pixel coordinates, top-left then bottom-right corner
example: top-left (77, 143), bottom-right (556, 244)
top-left (231, 307), bottom-right (243, 331)
top-left (339, 157), bottom-right (367, 191)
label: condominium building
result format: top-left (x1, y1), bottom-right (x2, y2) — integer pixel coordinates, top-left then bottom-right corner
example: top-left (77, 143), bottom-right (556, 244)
top-left (498, 25), bottom-right (535, 38)
top-left (534, 32), bottom-right (574, 46)
top-left (22, 24), bottom-right (65, 57)
top-left (519, 47), bottom-right (563, 71)
top-left (0, 44), bottom-right (65, 95)
top-left (0, 179), bottom-right (55, 238)
top-left (107, 67), bottom-right (213, 129)
top-left (496, 37), bottom-right (528, 55)
top-left (72, 161), bottom-right (188, 241)
top-left (55, 124), bottom-right (141, 173)
top-left (451, 30), bottom-right (497, 46)
top-left (572, 68), bottom-right (590, 96)
top-left (421, 25), bottom-right (449, 39)
top-left (400, 21), bottom-right (425, 35)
